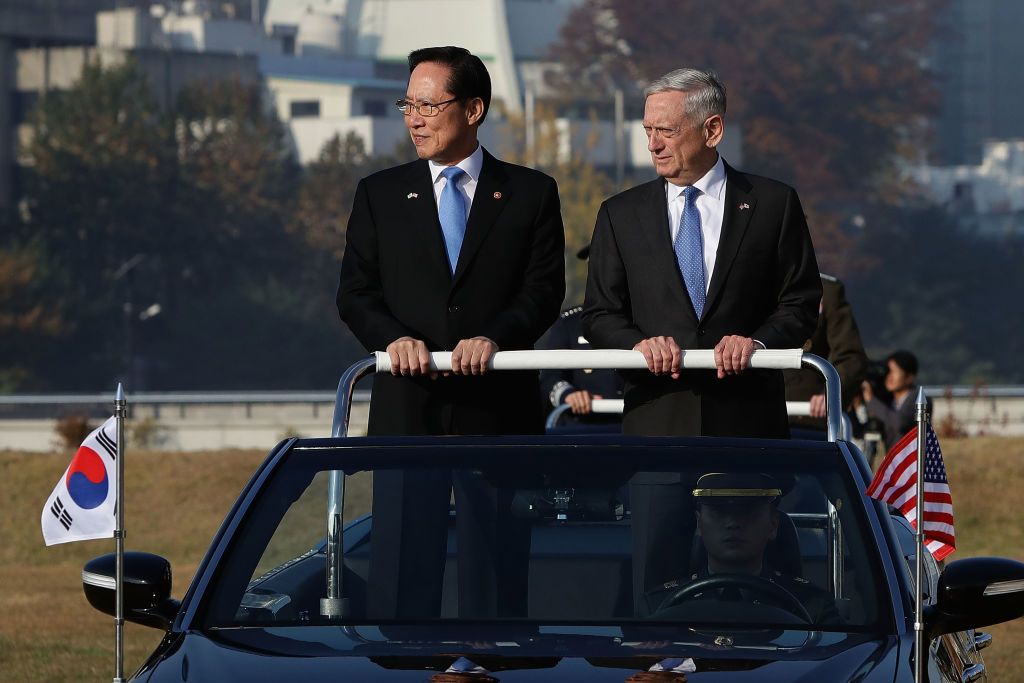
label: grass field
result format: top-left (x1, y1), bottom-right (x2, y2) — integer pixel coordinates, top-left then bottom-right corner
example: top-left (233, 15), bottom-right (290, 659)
top-left (2, 438), bottom-right (1024, 681)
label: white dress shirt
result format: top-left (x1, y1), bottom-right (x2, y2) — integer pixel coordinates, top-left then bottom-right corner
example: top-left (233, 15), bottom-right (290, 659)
top-left (428, 143), bottom-right (483, 218)
top-left (665, 154), bottom-right (726, 294)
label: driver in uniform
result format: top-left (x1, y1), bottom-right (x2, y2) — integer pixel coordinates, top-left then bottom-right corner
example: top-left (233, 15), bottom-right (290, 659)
top-left (643, 472), bottom-right (840, 623)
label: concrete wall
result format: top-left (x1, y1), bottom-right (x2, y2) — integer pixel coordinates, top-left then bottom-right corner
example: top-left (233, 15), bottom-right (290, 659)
top-left (0, 401), bottom-right (370, 452)
top-left (2, 394), bottom-right (1022, 453)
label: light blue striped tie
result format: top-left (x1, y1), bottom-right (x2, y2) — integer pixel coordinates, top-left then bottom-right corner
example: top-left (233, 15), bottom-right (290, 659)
top-left (674, 186), bottom-right (706, 318)
top-left (439, 166), bottom-right (467, 274)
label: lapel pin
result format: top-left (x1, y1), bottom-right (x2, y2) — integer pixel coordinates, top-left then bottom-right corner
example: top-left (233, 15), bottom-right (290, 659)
top-left (493, 191), bottom-right (502, 199)
top-left (407, 192), bottom-right (418, 199)
top-left (739, 202), bottom-right (750, 210)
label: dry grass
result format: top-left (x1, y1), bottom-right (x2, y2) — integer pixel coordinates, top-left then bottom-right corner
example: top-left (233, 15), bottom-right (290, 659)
top-left (2, 437), bottom-right (1023, 681)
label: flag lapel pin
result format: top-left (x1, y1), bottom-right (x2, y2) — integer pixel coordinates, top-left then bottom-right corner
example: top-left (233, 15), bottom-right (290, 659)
top-left (407, 192), bottom-right (418, 199)
top-left (739, 202), bottom-right (750, 210)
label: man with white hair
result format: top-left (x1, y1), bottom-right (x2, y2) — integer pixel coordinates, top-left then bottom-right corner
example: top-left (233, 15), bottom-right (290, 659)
top-left (582, 67), bottom-right (821, 612)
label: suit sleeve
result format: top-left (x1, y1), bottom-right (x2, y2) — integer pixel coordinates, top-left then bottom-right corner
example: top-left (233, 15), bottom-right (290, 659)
top-left (824, 281), bottom-right (868, 409)
top-left (476, 175), bottom-right (565, 347)
top-left (750, 188), bottom-right (822, 349)
top-left (336, 179), bottom-right (414, 352)
top-left (581, 202), bottom-right (648, 350)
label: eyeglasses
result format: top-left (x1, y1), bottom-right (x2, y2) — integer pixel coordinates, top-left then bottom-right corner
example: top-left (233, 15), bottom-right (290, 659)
top-left (395, 97), bottom-right (461, 117)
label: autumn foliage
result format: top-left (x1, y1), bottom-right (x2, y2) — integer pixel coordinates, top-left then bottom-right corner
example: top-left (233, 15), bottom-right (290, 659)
top-left (552, 0), bottom-right (947, 273)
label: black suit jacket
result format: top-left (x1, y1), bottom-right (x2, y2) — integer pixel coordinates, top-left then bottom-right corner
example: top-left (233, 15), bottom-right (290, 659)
top-left (582, 163), bottom-right (820, 438)
top-left (337, 149), bottom-right (565, 436)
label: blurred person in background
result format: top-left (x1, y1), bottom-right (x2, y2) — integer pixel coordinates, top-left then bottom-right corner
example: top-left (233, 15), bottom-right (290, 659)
top-left (784, 273), bottom-right (868, 432)
top-left (861, 349), bottom-right (928, 451)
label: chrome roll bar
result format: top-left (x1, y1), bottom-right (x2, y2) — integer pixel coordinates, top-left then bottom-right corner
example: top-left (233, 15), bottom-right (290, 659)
top-left (332, 349), bottom-right (844, 441)
top-left (321, 349), bottom-right (844, 617)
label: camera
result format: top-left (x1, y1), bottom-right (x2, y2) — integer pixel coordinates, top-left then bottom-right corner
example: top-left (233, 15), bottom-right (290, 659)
top-left (863, 359), bottom-right (893, 406)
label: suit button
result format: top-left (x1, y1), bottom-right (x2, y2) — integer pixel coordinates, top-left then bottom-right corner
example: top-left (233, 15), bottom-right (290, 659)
top-left (448, 305), bottom-right (460, 313)
top-left (698, 328), bottom-right (706, 336)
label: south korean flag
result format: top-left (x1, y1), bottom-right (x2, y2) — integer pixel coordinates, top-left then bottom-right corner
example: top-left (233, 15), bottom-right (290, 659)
top-left (41, 417), bottom-right (118, 546)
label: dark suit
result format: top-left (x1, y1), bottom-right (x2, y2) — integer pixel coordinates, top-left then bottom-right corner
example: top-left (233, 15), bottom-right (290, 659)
top-left (337, 148), bottom-right (565, 618)
top-left (581, 161), bottom-right (820, 609)
top-left (784, 274), bottom-right (868, 426)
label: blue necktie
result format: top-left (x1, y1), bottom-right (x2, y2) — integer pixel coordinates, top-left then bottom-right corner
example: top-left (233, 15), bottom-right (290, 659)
top-left (439, 166), bottom-right (467, 274)
top-left (674, 185), bottom-right (706, 318)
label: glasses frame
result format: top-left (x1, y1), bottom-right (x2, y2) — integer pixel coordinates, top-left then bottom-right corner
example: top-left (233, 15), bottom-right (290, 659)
top-left (395, 97), bottom-right (461, 117)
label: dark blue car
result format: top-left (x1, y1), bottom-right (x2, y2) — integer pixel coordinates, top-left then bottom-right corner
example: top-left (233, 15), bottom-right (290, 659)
top-left (82, 351), bottom-right (1024, 681)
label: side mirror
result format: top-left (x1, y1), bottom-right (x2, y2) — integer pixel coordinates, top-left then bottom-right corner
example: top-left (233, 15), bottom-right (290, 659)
top-left (82, 552), bottom-right (180, 630)
top-left (926, 556), bottom-right (1024, 638)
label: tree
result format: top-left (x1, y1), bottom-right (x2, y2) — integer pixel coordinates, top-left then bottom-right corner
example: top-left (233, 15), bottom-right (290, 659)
top-left (289, 132), bottom-right (370, 263)
top-left (500, 105), bottom-right (615, 306)
top-left (17, 60), bottom-right (312, 389)
top-left (846, 204), bottom-right (1023, 384)
top-left (0, 238), bottom-right (66, 391)
top-left (173, 77), bottom-right (298, 281)
top-left (552, 0), bottom-right (946, 273)
top-left (19, 60), bottom-right (176, 389)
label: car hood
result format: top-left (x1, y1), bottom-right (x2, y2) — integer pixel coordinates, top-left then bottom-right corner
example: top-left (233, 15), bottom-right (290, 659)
top-left (136, 628), bottom-right (903, 682)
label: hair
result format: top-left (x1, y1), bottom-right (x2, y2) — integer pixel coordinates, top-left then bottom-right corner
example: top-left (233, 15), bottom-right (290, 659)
top-left (643, 68), bottom-right (727, 125)
top-left (408, 46), bottom-right (492, 124)
top-left (887, 350), bottom-right (919, 377)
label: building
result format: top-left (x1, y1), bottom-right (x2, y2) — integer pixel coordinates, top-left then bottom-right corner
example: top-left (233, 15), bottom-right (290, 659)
top-left (933, 0), bottom-right (1024, 166)
top-left (3, 0), bottom-right (743, 210)
top-left (0, 0), bottom-right (117, 212)
top-left (909, 139), bottom-right (1024, 237)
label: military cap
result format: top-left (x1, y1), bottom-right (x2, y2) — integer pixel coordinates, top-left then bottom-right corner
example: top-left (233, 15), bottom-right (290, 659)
top-left (692, 472), bottom-right (782, 505)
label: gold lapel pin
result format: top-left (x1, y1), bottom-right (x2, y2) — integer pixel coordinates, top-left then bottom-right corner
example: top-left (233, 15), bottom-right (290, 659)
top-left (407, 192), bottom-right (418, 199)
top-left (493, 191), bottom-right (502, 199)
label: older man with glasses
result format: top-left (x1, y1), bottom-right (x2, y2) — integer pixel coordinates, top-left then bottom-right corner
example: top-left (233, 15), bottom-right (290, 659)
top-left (337, 46), bottom-right (565, 619)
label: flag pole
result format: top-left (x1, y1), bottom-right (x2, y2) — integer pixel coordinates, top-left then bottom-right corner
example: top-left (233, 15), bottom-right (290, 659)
top-left (913, 386), bottom-right (928, 683)
top-left (114, 383), bottom-right (126, 683)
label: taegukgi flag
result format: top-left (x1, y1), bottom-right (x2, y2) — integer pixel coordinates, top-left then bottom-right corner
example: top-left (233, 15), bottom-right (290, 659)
top-left (41, 416), bottom-right (118, 546)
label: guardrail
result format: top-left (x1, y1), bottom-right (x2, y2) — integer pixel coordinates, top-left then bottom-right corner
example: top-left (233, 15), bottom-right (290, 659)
top-left (2, 380), bottom-right (1023, 451)
top-left (1, 386), bottom-right (1021, 408)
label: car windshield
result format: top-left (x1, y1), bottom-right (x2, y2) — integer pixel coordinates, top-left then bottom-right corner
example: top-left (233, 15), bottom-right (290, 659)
top-left (197, 438), bottom-right (889, 635)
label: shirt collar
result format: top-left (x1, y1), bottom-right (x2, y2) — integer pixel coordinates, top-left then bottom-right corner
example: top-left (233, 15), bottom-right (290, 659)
top-left (429, 143), bottom-right (483, 185)
top-left (666, 154), bottom-right (726, 202)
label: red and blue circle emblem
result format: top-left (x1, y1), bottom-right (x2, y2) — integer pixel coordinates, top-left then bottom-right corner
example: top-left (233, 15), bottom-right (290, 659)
top-left (65, 445), bottom-right (109, 509)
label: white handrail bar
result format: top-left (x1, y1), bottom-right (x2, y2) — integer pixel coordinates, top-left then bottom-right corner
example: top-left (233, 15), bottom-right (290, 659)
top-left (373, 348), bottom-right (805, 373)
top-left (544, 399), bottom-right (853, 441)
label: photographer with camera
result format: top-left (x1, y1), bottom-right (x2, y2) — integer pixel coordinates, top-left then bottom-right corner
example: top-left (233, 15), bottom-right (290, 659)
top-left (861, 349), bottom-right (930, 453)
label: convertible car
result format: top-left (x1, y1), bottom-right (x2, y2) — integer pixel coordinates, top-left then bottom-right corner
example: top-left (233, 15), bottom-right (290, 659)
top-left (82, 350), bottom-right (1024, 681)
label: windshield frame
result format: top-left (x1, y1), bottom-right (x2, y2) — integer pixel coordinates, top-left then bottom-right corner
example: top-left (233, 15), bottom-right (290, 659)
top-left (185, 436), bottom-right (899, 634)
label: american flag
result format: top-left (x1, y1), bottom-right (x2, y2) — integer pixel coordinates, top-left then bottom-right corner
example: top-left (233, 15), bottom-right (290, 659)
top-left (866, 424), bottom-right (956, 561)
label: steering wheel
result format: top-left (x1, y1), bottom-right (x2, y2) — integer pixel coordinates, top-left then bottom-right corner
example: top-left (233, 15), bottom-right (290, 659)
top-left (658, 573), bottom-right (813, 623)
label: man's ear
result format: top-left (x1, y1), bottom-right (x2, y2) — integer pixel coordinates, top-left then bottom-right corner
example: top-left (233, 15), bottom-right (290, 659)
top-left (704, 114), bottom-right (724, 149)
top-left (465, 97), bottom-right (485, 126)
